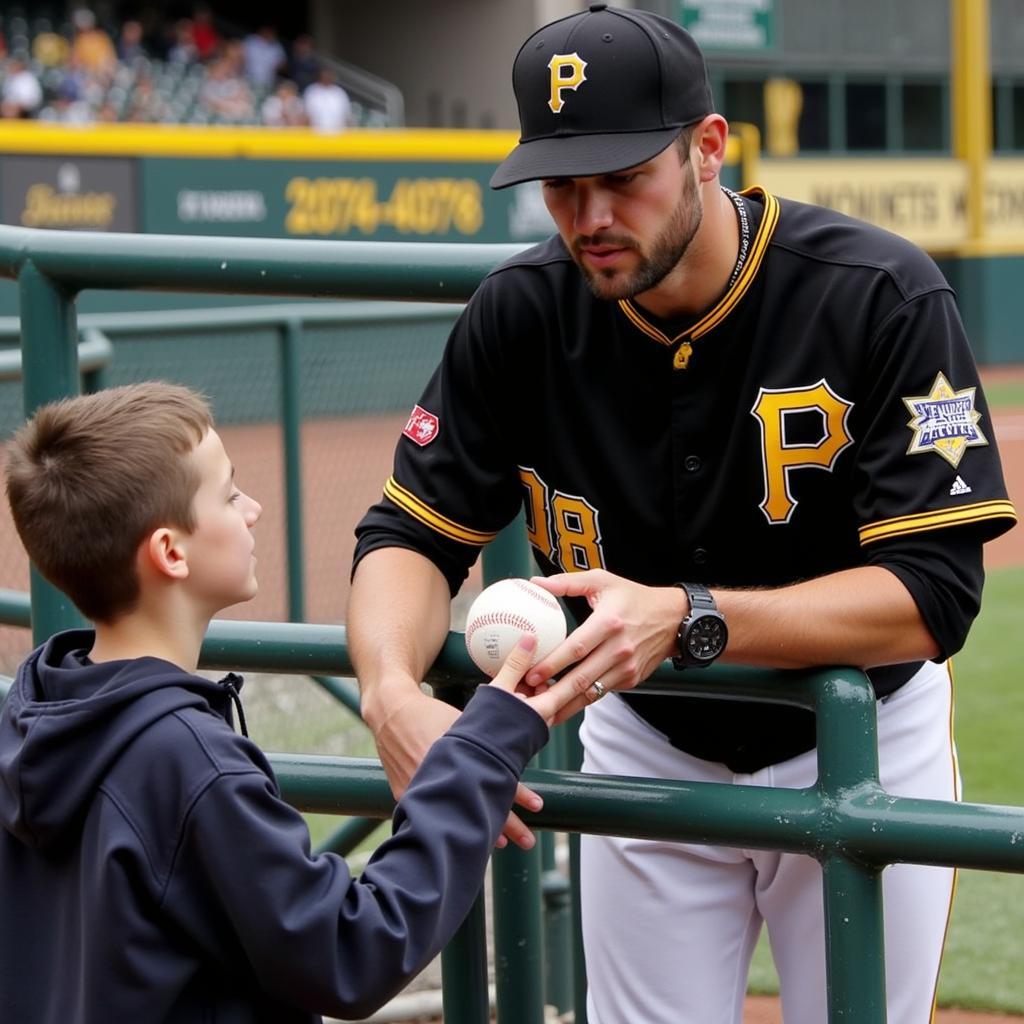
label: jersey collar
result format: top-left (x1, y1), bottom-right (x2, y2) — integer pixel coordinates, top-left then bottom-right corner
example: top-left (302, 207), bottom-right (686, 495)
top-left (617, 186), bottom-right (780, 349)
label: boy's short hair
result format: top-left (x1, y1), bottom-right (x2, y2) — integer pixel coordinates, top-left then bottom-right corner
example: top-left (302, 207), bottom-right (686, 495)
top-left (4, 382), bottom-right (213, 623)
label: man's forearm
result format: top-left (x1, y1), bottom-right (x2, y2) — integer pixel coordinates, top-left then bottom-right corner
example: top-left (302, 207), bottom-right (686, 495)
top-left (348, 547), bottom-right (452, 729)
top-left (717, 565), bottom-right (940, 670)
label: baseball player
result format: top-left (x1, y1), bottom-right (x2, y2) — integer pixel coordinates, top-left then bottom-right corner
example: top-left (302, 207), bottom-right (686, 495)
top-left (349, 5), bottom-right (1017, 1022)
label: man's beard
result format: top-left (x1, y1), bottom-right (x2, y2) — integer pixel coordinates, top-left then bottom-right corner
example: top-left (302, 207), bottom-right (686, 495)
top-left (573, 171), bottom-right (703, 301)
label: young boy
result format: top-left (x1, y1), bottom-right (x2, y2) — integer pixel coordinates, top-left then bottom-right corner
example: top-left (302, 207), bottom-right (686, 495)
top-left (0, 382), bottom-right (573, 1023)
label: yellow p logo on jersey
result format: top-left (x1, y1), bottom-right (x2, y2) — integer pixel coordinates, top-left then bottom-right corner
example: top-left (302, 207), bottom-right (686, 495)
top-left (548, 52), bottom-right (587, 113)
top-left (751, 380), bottom-right (854, 524)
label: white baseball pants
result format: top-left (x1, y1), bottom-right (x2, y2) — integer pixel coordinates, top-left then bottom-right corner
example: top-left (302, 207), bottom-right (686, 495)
top-left (579, 660), bottom-right (959, 1024)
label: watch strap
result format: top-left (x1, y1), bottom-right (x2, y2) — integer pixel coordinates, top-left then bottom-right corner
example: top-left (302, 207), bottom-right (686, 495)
top-left (672, 582), bottom-right (724, 670)
top-left (674, 581), bottom-right (716, 615)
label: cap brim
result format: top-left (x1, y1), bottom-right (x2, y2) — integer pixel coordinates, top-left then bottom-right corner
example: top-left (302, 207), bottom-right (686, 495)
top-left (490, 127), bottom-right (682, 189)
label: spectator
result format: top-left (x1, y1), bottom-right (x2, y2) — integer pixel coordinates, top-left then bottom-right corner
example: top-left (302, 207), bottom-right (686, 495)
top-left (96, 100), bottom-right (120, 122)
top-left (117, 20), bottom-right (148, 63)
top-left (199, 56), bottom-right (254, 122)
top-left (191, 5), bottom-right (220, 61)
top-left (303, 66), bottom-right (351, 133)
top-left (47, 79), bottom-right (92, 123)
top-left (221, 37), bottom-right (246, 77)
top-left (166, 19), bottom-right (198, 65)
top-left (59, 58), bottom-right (101, 109)
top-left (126, 73), bottom-right (170, 122)
top-left (288, 33), bottom-right (319, 93)
top-left (32, 30), bottom-right (70, 68)
top-left (70, 8), bottom-right (118, 80)
top-left (1, 58), bottom-right (43, 118)
top-left (261, 78), bottom-right (307, 127)
top-left (243, 25), bottom-right (286, 89)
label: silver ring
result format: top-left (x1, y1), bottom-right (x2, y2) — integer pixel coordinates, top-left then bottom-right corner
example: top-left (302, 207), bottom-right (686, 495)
top-left (590, 680), bottom-right (607, 700)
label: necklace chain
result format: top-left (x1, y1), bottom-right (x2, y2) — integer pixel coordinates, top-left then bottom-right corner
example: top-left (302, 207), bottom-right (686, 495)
top-left (722, 187), bottom-right (751, 291)
top-left (669, 189), bottom-right (752, 372)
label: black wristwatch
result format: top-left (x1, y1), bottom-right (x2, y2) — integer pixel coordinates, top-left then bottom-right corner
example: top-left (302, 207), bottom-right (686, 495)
top-left (672, 582), bottom-right (728, 669)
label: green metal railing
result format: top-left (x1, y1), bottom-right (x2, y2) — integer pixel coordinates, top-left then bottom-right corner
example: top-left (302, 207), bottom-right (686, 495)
top-left (3, 224), bottom-right (1024, 1023)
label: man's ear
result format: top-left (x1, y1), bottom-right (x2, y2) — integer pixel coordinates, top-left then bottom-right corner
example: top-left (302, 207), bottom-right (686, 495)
top-left (693, 114), bottom-right (729, 183)
top-left (142, 527), bottom-right (190, 581)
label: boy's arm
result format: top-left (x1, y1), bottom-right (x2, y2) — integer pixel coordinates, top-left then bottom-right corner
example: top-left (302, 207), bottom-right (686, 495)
top-left (164, 642), bottom-right (571, 1020)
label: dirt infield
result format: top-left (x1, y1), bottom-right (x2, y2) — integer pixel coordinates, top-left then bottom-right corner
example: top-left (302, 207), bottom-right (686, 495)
top-left (742, 995), bottom-right (1019, 1023)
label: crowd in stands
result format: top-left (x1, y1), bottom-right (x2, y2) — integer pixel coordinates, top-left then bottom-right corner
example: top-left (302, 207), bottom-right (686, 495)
top-left (0, 5), bottom-right (360, 129)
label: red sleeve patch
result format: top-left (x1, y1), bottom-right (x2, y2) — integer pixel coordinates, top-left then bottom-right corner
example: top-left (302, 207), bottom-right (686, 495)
top-left (402, 405), bottom-right (440, 446)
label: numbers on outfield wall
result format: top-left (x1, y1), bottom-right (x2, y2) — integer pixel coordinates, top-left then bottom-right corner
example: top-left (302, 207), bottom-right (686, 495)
top-left (284, 176), bottom-right (484, 236)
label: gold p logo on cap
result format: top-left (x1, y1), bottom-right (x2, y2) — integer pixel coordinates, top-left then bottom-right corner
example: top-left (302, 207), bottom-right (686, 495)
top-left (548, 52), bottom-right (587, 113)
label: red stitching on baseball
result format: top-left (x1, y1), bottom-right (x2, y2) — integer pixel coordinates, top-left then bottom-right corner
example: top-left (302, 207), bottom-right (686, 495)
top-left (512, 579), bottom-right (558, 608)
top-left (466, 611), bottom-right (536, 645)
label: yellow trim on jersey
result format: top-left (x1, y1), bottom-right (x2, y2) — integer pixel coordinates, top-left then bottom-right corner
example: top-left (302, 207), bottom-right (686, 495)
top-left (383, 477), bottom-right (498, 546)
top-left (859, 499), bottom-right (1017, 545)
top-left (616, 187), bottom-right (780, 347)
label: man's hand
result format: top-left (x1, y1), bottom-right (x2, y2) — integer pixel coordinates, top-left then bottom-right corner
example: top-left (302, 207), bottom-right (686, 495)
top-left (367, 674), bottom-right (544, 851)
top-left (488, 633), bottom-right (589, 726)
top-left (523, 569), bottom-right (686, 723)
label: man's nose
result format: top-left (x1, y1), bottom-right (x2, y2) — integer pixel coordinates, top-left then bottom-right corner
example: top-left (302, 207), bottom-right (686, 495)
top-left (574, 186), bottom-right (614, 235)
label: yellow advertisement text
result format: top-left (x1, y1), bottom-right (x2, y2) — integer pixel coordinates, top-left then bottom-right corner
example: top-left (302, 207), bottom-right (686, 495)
top-left (285, 176), bottom-right (484, 236)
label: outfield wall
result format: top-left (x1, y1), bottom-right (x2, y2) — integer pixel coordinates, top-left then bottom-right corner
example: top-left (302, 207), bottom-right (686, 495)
top-left (0, 123), bottom-right (1020, 362)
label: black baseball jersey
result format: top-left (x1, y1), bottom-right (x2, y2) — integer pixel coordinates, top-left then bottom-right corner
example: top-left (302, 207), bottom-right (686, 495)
top-left (355, 188), bottom-right (1017, 771)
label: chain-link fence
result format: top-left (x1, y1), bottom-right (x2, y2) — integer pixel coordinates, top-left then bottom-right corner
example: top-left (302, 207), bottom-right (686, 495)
top-left (0, 301), bottom-right (471, 674)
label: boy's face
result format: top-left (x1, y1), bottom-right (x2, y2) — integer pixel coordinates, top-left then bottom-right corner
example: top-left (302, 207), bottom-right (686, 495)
top-left (182, 428), bottom-right (261, 613)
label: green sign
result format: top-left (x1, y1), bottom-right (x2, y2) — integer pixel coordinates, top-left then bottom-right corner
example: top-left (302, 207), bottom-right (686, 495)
top-left (678, 0), bottom-right (775, 52)
top-left (141, 158), bottom-right (555, 244)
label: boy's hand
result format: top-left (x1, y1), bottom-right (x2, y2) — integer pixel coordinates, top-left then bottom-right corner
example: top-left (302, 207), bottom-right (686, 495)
top-left (486, 634), bottom-right (583, 728)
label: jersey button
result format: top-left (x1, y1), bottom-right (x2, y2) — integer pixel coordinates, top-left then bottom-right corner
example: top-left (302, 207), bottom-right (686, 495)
top-left (684, 455), bottom-right (701, 472)
top-left (693, 547), bottom-right (708, 564)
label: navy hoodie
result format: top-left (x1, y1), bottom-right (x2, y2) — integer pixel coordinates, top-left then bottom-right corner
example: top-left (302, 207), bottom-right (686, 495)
top-left (0, 630), bottom-right (548, 1023)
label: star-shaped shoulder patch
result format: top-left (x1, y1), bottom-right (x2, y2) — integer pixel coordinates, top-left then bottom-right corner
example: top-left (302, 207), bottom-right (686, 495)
top-left (903, 372), bottom-right (987, 468)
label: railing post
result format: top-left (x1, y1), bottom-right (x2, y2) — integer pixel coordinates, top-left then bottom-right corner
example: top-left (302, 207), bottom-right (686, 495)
top-left (279, 319), bottom-right (306, 622)
top-left (436, 678), bottom-right (492, 1024)
top-left (539, 734), bottom-right (573, 1016)
top-left (821, 854), bottom-right (887, 1022)
top-left (493, 843), bottom-right (546, 1023)
top-left (441, 898), bottom-right (491, 1024)
top-left (564, 717), bottom-right (589, 1024)
top-left (18, 261), bottom-right (86, 643)
top-left (814, 670), bottom-right (887, 1022)
top-left (481, 518), bottom-right (550, 1021)
top-left (540, 866), bottom-right (573, 1015)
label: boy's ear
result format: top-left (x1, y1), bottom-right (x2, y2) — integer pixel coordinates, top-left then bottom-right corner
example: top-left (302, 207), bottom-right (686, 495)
top-left (143, 527), bottom-right (190, 581)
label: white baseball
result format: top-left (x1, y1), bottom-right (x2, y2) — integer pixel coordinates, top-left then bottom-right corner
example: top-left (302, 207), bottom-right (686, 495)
top-left (464, 578), bottom-right (567, 677)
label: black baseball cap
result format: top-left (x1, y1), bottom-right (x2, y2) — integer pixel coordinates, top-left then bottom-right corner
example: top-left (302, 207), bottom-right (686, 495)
top-left (490, 2), bottom-right (714, 189)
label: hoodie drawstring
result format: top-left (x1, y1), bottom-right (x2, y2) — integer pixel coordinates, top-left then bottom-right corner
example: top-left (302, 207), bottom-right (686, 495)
top-left (219, 674), bottom-right (249, 737)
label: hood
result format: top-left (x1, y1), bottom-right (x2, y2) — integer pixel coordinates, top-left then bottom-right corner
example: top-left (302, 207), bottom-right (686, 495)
top-left (0, 630), bottom-right (242, 850)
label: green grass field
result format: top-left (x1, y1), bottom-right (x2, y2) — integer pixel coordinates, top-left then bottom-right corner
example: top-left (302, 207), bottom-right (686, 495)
top-left (984, 378), bottom-right (1024, 410)
top-left (937, 565), bottom-right (1024, 1012)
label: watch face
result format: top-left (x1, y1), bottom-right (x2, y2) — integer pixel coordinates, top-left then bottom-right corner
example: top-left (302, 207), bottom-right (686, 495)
top-left (686, 614), bottom-right (727, 662)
